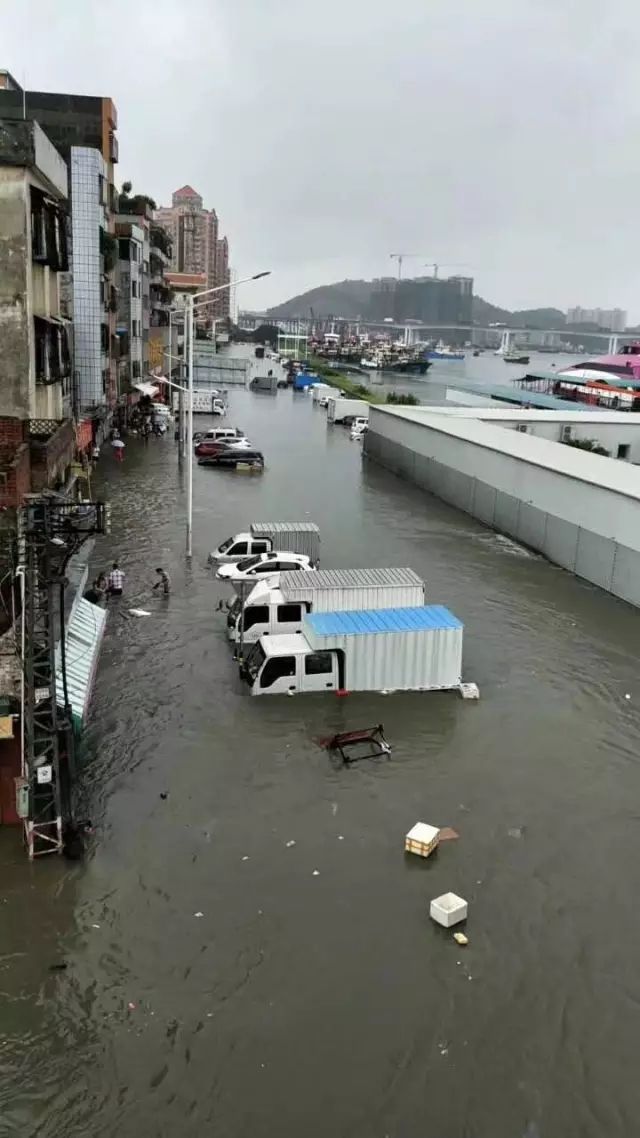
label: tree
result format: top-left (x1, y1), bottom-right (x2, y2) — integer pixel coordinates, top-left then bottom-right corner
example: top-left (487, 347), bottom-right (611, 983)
top-left (564, 437), bottom-right (610, 457)
top-left (118, 181), bottom-right (157, 214)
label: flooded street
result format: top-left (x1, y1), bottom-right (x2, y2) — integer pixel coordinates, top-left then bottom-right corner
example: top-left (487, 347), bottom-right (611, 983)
top-left (2, 380), bottom-right (640, 1137)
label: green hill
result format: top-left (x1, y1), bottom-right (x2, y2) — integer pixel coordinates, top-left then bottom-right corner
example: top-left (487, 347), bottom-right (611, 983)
top-left (267, 280), bottom-right (566, 329)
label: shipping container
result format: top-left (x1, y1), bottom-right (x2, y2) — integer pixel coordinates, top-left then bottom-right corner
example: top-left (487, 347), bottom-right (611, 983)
top-left (312, 384), bottom-right (334, 404)
top-left (227, 567), bottom-right (425, 644)
top-left (250, 522), bottom-right (320, 563)
top-left (326, 397), bottom-right (370, 424)
top-left (241, 605), bottom-right (464, 695)
top-left (304, 606), bottom-right (463, 690)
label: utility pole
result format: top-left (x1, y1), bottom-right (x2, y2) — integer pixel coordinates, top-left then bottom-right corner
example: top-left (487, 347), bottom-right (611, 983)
top-left (20, 498), bottom-right (109, 857)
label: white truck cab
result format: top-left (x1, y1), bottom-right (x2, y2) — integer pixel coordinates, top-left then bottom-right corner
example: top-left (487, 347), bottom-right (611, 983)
top-left (242, 637), bottom-right (338, 694)
top-left (209, 522), bottom-right (320, 565)
top-left (227, 580), bottom-right (309, 642)
top-left (212, 532), bottom-right (272, 562)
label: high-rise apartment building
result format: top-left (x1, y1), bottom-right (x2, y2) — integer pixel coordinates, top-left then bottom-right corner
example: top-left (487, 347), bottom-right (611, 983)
top-left (371, 275), bottom-right (473, 326)
top-left (156, 186), bottom-right (230, 319)
top-left (216, 236), bottom-right (230, 317)
top-left (0, 71), bottom-right (120, 421)
top-left (369, 277), bottom-right (397, 321)
top-left (566, 307), bottom-right (627, 332)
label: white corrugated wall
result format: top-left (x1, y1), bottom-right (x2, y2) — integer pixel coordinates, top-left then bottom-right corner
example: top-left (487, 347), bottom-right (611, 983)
top-left (305, 626), bottom-right (463, 690)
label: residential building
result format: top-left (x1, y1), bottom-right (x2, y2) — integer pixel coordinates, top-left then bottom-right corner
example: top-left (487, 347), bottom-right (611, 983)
top-left (70, 146), bottom-right (119, 414)
top-left (216, 235), bottom-right (230, 318)
top-left (0, 118), bottom-right (75, 509)
top-left (369, 277), bottom-right (397, 321)
top-left (116, 220), bottom-right (144, 388)
top-left (0, 72), bottom-right (120, 421)
top-left (566, 307), bottom-right (627, 332)
top-left (148, 223), bottom-right (172, 373)
top-left (156, 185), bottom-right (230, 319)
top-left (391, 275), bottom-right (474, 326)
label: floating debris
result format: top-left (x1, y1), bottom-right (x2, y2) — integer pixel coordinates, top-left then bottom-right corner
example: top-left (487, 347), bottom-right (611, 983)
top-left (453, 931), bottom-right (468, 946)
top-left (193, 911), bottom-right (204, 918)
top-left (430, 892), bottom-right (468, 928)
top-left (312, 869), bottom-right (320, 876)
top-left (438, 827), bottom-right (460, 842)
top-left (325, 724), bottom-right (391, 764)
top-left (285, 840), bottom-right (296, 848)
top-left (128, 608), bottom-right (152, 617)
top-left (405, 822), bottom-right (440, 858)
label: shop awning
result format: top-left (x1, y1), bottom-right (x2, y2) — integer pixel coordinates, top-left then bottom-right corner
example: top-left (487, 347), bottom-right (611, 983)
top-left (55, 598), bottom-right (107, 728)
top-left (132, 381), bottom-right (159, 398)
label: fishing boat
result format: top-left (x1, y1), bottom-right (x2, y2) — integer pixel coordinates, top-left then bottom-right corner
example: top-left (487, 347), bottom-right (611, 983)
top-left (427, 342), bottom-right (465, 361)
top-left (504, 352), bottom-right (530, 364)
top-left (381, 358), bottom-right (431, 376)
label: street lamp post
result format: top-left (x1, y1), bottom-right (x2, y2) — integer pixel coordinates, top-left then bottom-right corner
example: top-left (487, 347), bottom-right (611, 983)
top-left (162, 271), bottom-right (271, 559)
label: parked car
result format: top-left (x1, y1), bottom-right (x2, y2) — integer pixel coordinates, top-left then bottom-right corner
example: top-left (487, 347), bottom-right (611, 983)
top-left (216, 552), bottom-right (314, 582)
top-left (198, 449), bottom-right (264, 470)
top-left (195, 438), bottom-right (251, 457)
top-left (193, 426), bottom-right (246, 444)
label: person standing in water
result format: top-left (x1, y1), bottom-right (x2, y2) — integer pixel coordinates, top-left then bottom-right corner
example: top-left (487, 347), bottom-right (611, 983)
top-left (152, 568), bottom-right (171, 595)
top-left (107, 562), bottom-right (125, 597)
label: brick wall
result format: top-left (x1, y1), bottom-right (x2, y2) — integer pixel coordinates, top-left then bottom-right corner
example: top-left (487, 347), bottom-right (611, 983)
top-left (0, 417), bottom-right (25, 447)
top-left (0, 442), bottom-right (30, 508)
top-left (0, 419), bottom-right (29, 509)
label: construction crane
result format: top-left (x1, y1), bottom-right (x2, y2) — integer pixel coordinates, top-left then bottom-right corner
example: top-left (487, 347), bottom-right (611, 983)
top-left (389, 253), bottom-right (426, 280)
top-left (424, 263), bottom-right (470, 279)
top-left (19, 496), bottom-right (110, 858)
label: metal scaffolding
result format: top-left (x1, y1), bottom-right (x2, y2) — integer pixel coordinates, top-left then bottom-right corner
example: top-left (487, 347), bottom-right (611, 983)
top-left (20, 497), bottom-right (109, 857)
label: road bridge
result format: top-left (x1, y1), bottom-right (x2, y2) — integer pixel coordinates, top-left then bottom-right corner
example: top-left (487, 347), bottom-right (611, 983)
top-left (238, 312), bottom-right (630, 354)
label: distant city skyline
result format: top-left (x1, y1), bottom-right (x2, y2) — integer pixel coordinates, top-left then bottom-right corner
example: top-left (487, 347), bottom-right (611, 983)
top-left (566, 306), bottom-right (627, 332)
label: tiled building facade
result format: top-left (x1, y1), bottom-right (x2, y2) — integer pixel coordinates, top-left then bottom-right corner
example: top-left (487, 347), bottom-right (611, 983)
top-left (70, 147), bottom-right (112, 411)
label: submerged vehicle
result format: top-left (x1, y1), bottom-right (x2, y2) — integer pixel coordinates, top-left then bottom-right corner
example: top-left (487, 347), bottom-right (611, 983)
top-left (209, 522), bottom-right (320, 565)
top-left (241, 605), bottom-right (465, 696)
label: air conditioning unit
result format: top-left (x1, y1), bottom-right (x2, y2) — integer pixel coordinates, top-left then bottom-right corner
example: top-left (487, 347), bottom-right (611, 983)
top-left (561, 425), bottom-right (572, 442)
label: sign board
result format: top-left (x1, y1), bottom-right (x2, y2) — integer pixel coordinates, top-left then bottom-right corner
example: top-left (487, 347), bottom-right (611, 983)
top-left (36, 765), bottom-right (53, 785)
top-left (35, 687), bottom-right (50, 704)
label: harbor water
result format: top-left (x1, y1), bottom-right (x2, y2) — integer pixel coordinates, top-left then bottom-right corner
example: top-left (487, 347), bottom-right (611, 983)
top-left (1, 367), bottom-right (640, 1137)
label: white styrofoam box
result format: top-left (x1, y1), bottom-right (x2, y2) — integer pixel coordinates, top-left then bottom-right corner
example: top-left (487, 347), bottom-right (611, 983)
top-left (430, 892), bottom-right (468, 928)
top-left (459, 682), bottom-right (480, 700)
top-left (405, 822), bottom-right (440, 858)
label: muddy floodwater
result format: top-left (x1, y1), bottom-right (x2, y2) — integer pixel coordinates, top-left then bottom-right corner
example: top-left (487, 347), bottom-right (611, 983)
top-left (2, 378), bottom-right (640, 1137)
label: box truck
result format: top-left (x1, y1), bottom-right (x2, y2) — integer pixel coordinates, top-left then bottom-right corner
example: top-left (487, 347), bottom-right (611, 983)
top-left (240, 605), bottom-right (464, 696)
top-left (326, 397), bottom-right (370, 425)
top-left (209, 522), bottom-right (320, 564)
top-left (227, 567), bottom-right (425, 644)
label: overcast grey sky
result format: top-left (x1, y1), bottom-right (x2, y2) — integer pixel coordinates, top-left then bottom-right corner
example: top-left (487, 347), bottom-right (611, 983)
top-left (3, 0), bottom-right (639, 315)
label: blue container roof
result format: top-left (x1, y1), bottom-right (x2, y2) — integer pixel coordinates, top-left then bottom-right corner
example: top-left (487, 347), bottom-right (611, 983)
top-left (306, 605), bottom-right (462, 637)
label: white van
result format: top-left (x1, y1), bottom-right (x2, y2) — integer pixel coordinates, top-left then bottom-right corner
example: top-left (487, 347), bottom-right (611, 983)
top-left (198, 427), bottom-right (247, 444)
